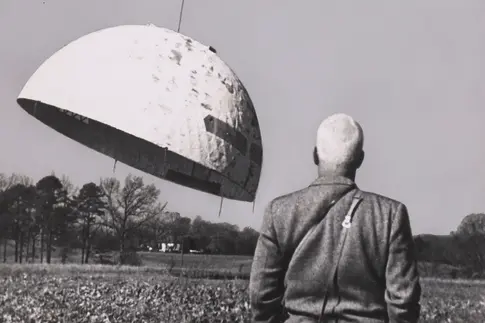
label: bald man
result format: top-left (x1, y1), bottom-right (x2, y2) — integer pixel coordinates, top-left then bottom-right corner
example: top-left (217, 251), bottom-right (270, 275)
top-left (249, 114), bottom-right (421, 323)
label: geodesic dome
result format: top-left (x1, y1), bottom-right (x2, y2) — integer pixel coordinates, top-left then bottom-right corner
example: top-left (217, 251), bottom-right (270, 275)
top-left (17, 24), bottom-right (262, 202)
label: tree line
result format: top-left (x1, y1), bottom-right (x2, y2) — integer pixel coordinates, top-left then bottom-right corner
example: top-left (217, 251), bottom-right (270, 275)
top-left (0, 172), bottom-right (260, 265)
top-left (414, 213), bottom-right (485, 279)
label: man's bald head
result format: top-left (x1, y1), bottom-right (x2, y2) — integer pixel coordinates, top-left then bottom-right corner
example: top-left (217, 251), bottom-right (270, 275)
top-left (314, 113), bottom-right (364, 173)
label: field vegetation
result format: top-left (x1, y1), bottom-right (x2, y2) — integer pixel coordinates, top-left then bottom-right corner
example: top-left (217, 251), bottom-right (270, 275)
top-left (1, 263), bottom-right (485, 322)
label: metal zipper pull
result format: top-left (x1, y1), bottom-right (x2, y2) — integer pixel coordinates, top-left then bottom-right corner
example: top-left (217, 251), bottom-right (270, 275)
top-left (342, 197), bottom-right (362, 229)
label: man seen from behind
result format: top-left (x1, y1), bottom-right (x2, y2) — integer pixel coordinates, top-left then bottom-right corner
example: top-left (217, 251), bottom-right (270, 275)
top-left (249, 113), bottom-right (421, 323)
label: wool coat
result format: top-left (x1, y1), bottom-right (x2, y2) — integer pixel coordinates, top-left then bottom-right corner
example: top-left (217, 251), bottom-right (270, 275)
top-left (249, 175), bottom-right (421, 323)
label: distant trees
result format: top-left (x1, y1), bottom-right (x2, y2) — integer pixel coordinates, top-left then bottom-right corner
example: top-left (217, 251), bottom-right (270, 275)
top-left (453, 213), bottom-right (485, 274)
top-left (35, 175), bottom-right (71, 264)
top-left (99, 175), bottom-right (167, 264)
top-left (237, 227), bottom-right (261, 255)
top-left (0, 172), bottom-right (170, 265)
top-left (0, 171), bottom-right (261, 266)
top-left (134, 212), bottom-right (259, 256)
top-left (74, 182), bottom-right (105, 264)
top-left (415, 213), bottom-right (485, 278)
top-left (188, 216), bottom-right (259, 255)
top-left (161, 212), bottom-right (191, 244)
top-left (456, 213), bottom-right (485, 236)
top-left (4, 183), bottom-right (36, 263)
top-left (0, 174), bottom-right (36, 263)
top-left (189, 216), bottom-right (213, 252)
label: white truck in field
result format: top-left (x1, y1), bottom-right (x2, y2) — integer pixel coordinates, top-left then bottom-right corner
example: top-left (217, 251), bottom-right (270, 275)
top-left (160, 243), bottom-right (181, 253)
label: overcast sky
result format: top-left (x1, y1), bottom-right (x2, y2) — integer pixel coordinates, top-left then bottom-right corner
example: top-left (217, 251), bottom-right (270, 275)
top-left (1, 0), bottom-right (485, 235)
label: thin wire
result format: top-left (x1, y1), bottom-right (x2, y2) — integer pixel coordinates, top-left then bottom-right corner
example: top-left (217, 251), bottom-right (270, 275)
top-left (218, 195), bottom-right (224, 218)
top-left (218, 181), bottom-right (224, 218)
top-left (177, 0), bottom-right (186, 33)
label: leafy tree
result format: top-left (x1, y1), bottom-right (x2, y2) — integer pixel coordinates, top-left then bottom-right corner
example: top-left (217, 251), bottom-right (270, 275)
top-left (0, 174), bottom-right (34, 262)
top-left (206, 223), bottom-right (240, 255)
top-left (189, 216), bottom-right (214, 252)
top-left (13, 184), bottom-right (35, 263)
top-left (160, 212), bottom-right (191, 244)
top-left (456, 213), bottom-right (485, 236)
top-left (74, 182), bottom-right (105, 264)
top-left (35, 175), bottom-right (68, 263)
top-left (237, 227), bottom-right (260, 255)
top-left (0, 183), bottom-right (36, 263)
top-left (137, 213), bottom-right (168, 250)
top-left (0, 191), bottom-right (13, 262)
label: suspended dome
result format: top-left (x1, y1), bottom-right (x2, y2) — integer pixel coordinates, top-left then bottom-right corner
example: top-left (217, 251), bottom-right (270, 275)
top-left (17, 24), bottom-right (263, 202)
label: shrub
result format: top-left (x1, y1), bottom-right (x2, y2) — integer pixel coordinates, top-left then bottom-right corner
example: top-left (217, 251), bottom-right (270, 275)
top-left (118, 251), bottom-right (143, 267)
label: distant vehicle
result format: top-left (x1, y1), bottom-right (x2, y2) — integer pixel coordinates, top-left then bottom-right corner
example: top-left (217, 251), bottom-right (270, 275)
top-left (141, 242), bottom-right (203, 253)
top-left (160, 242), bottom-right (181, 253)
top-left (139, 244), bottom-right (157, 252)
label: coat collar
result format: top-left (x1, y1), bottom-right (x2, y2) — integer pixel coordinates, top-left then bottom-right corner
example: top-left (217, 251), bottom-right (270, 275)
top-left (309, 175), bottom-right (357, 188)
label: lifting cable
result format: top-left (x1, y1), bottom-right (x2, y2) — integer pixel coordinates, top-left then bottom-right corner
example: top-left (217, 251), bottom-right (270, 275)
top-left (177, 0), bottom-right (186, 33)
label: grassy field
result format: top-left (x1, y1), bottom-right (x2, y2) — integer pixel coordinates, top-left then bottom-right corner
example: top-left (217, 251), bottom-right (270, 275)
top-left (419, 278), bottom-right (485, 322)
top-left (2, 243), bottom-right (485, 322)
top-left (138, 252), bottom-right (252, 270)
top-left (1, 241), bottom-right (254, 279)
top-left (0, 263), bottom-right (484, 322)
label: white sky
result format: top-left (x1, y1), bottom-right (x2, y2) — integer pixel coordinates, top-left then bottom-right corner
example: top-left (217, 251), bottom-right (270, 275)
top-left (2, 0), bottom-right (485, 235)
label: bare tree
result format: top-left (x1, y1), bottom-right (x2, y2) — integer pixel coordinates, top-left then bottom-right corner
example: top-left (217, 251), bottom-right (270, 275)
top-left (100, 174), bottom-right (167, 264)
top-left (0, 173), bottom-right (33, 191)
top-left (60, 174), bottom-right (79, 198)
top-left (0, 173), bottom-right (7, 192)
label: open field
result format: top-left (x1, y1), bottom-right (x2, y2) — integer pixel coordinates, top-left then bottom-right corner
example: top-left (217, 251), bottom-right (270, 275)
top-left (1, 242), bottom-right (254, 279)
top-left (1, 264), bottom-right (485, 322)
top-left (2, 240), bottom-right (253, 267)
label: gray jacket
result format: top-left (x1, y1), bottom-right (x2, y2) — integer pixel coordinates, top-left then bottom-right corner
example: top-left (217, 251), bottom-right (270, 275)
top-left (249, 175), bottom-right (421, 323)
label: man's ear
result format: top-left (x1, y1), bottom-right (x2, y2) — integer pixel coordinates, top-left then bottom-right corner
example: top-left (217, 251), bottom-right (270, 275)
top-left (313, 147), bottom-right (319, 165)
top-left (355, 150), bottom-right (365, 169)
